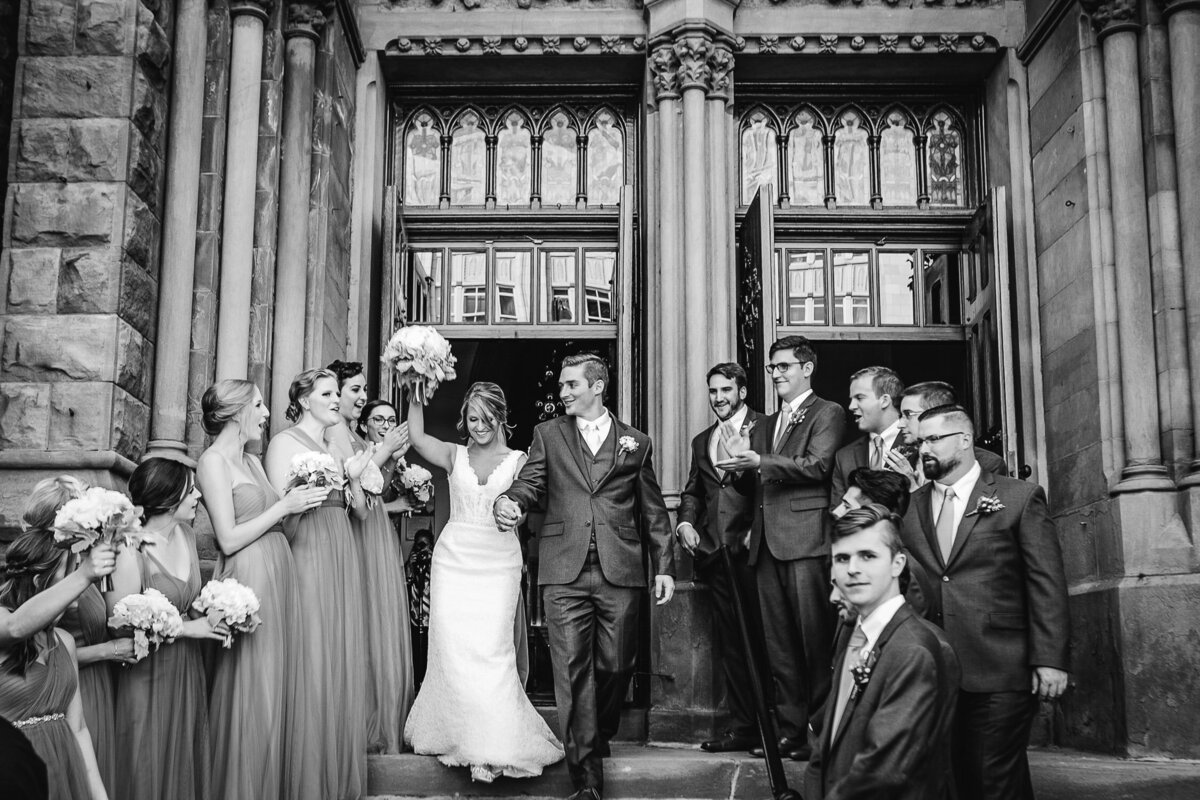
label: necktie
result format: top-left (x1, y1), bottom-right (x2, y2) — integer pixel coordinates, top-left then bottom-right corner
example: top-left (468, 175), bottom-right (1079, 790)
top-left (773, 409), bottom-right (793, 453)
top-left (714, 424), bottom-right (732, 479)
top-left (870, 436), bottom-right (884, 470)
top-left (935, 487), bottom-right (957, 562)
top-left (583, 423), bottom-right (602, 455)
top-left (831, 623), bottom-right (869, 737)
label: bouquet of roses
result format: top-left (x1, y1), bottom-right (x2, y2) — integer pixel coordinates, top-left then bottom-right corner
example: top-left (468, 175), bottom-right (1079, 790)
top-left (53, 487), bottom-right (145, 591)
top-left (392, 460), bottom-right (435, 510)
top-left (107, 588), bottom-right (184, 662)
top-left (192, 578), bottom-right (261, 649)
top-left (382, 325), bottom-right (457, 405)
top-left (284, 451), bottom-right (342, 491)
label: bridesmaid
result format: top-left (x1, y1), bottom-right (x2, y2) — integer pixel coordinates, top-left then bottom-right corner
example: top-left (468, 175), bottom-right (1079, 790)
top-left (0, 531), bottom-right (116, 800)
top-left (109, 458), bottom-right (227, 800)
top-left (327, 363), bottom-right (415, 754)
top-left (359, 399), bottom-right (420, 520)
top-left (196, 380), bottom-right (327, 800)
top-left (22, 476), bottom-right (135, 795)
top-left (265, 368), bottom-right (373, 799)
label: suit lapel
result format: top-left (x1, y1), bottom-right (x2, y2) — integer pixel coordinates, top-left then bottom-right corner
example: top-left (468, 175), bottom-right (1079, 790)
top-left (596, 420), bottom-right (624, 488)
top-left (699, 422), bottom-right (723, 484)
top-left (830, 605), bottom-right (914, 751)
top-left (913, 484), bottom-right (941, 569)
top-left (558, 416), bottom-right (592, 490)
top-left (946, 470), bottom-right (994, 567)
top-left (776, 393), bottom-right (819, 453)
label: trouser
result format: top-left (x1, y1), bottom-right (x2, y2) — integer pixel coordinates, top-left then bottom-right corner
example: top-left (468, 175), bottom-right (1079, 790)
top-left (697, 546), bottom-right (764, 735)
top-left (754, 550), bottom-right (834, 739)
top-left (542, 550), bottom-right (640, 792)
top-left (953, 690), bottom-right (1038, 800)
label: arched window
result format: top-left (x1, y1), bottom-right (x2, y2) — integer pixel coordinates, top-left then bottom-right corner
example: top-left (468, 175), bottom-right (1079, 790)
top-left (541, 111), bottom-right (578, 207)
top-left (789, 109), bottom-right (825, 206)
top-left (404, 111), bottom-right (440, 206)
top-left (741, 110), bottom-right (779, 204)
top-left (497, 112), bottom-right (531, 207)
top-left (834, 109), bottom-right (870, 206)
top-left (927, 110), bottom-right (964, 206)
top-left (880, 110), bottom-right (917, 206)
top-left (449, 111), bottom-right (485, 205)
top-left (586, 110), bottom-right (623, 206)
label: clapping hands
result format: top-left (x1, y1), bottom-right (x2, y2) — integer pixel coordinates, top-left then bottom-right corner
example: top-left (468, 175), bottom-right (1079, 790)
top-left (380, 423), bottom-right (411, 460)
top-left (344, 444), bottom-right (376, 482)
top-left (714, 421), bottom-right (760, 471)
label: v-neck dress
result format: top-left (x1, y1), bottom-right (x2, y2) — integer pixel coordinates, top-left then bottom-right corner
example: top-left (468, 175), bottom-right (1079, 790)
top-left (59, 583), bottom-right (116, 793)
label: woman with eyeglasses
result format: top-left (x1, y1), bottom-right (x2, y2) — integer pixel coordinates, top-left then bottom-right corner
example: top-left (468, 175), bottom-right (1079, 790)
top-left (358, 400), bottom-right (421, 518)
top-left (326, 364), bottom-right (416, 755)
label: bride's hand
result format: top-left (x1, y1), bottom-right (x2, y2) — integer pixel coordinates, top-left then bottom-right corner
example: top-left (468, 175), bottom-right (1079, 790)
top-left (345, 446), bottom-right (375, 481)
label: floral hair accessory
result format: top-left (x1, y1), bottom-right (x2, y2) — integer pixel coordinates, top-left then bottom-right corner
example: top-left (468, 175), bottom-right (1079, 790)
top-left (965, 494), bottom-right (1005, 517)
top-left (618, 436), bottom-right (639, 455)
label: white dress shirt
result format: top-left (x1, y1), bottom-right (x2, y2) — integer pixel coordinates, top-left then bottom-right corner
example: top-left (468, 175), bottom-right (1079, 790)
top-left (576, 409), bottom-right (612, 455)
top-left (930, 461), bottom-right (982, 544)
top-left (710, 405), bottom-right (749, 467)
top-left (857, 592), bottom-right (907, 652)
top-left (772, 389), bottom-right (813, 447)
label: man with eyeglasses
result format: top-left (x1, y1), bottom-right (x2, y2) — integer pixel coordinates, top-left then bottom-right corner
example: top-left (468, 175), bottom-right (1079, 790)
top-left (900, 404), bottom-right (1069, 800)
top-left (894, 381), bottom-right (1008, 490)
top-left (715, 335), bottom-right (845, 762)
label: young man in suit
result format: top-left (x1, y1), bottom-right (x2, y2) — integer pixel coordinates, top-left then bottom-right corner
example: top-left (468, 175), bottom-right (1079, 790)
top-left (494, 354), bottom-right (675, 800)
top-left (893, 381), bottom-right (1008, 488)
top-left (806, 505), bottom-right (960, 800)
top-left (901, 405), bottom-right (1069, 800)
top-left (831, 366), bottom-right (905, 508)
top-left (716, 335), bottom-right (845, 761)
top-left (676, 363), bottom-right (763, 753)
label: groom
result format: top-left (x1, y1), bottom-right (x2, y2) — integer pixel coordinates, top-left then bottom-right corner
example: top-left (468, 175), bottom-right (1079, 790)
top-left (494, 354), bottom-right (675, 800)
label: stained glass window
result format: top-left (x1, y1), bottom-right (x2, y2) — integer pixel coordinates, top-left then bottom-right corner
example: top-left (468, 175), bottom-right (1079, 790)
top-left (927, 111), bottom-right (964, 206)
top-left (497, 113), bottom-right (531, 207)
top-left (586, 111), bottom-right (623, 206)
top-left (542, 112), bottom-right (578, 207)
top-left (834, 110), bottom-right (870, 206)
top-left (404, 112), bottom-right (441, 206)
top-left (741, 111), bottom-right (778, 204)
top-left (789, 110), bottom-right (825, 206)
top-left (880, 111), bottom-right (917, 206)
top-left (449, 111), bottom-right (485, 205)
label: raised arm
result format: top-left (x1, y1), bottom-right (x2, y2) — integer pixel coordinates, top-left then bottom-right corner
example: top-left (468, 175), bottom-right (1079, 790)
top-left (501, 424), bottom-right (549, 513)
top-left (0, 545), bottom-right (114, 647)
top-left (407, 397), bottom-right (456, 474)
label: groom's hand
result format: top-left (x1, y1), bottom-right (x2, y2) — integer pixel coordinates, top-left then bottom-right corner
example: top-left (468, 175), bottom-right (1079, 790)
top-left (654, 575), bottom-right (675, 605)
top-left (493, 495), bottom-right (521, 532)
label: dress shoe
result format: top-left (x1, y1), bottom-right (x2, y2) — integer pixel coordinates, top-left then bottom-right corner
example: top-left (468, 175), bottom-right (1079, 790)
top-left (701, 731), bottom-right (758, 753)
top-left (567, 788), bottom-right (602, 800)
top-left (749, 736), bottom-right (806, 758)
top-left (786, 743), bottom-right (812, 762)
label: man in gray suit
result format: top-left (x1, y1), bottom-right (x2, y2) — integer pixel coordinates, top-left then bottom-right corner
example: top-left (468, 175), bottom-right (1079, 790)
top-left (494, 354), bottom-right (674, 800)
top-left (894, 381), bottom-right (1008, 488)
top-left (831, 366), bottom-right (906, 508)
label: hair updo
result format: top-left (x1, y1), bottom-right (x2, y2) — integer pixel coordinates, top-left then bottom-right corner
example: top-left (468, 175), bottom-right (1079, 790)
top-left (457, 382), bottom-right (514, 441)
top-left (201, 379), bottom-right (258, 436)
top-left (0, 530), bottom-right (70, 676)
top-left (286, 368), bottom-right (338, 422)
top-left (129, 458), bottom-right (195, 523)
top-left (22, 475), bottom-right (86, 532)
top-left (325, 360), bottom-right (365, 389)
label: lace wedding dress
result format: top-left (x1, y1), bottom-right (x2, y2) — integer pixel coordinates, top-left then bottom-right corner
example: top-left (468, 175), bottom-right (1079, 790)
top-left (404, 445), bottom-right (564, 780)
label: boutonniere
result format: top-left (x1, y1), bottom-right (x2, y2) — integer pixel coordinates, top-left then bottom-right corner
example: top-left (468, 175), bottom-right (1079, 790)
top-left (785, 406), bottom-right (808, 431)
top-left (849, 648), bottom-right (879, 700)
top-left (618, 436), bottom-right (639, 455)
top-left (964, 494), bottom-right (1005, 517)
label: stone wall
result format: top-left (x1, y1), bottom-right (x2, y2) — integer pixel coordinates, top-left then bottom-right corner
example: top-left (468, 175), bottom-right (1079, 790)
top-left (0, 0), bottom-right (172, 533)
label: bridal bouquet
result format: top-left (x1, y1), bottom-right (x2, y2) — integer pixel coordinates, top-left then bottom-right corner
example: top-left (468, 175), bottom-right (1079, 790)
top-left (108, 588), bottom-right (184, 662)
top-left (192, 578), bottom-right (262, 649)
top-left (53, 487), bottom-right (145, 591)
top-left (382, 325), bottom-right (457, 405)
top-left (284, 451), bottom-right (342, 491)
top-left (393, 460), bottom-right (435, 509)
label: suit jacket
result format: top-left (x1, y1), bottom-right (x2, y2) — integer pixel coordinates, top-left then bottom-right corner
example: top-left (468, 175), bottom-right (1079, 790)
top-left (900, 469), bottom-right (1069, 693)
top-left (677, 408), bottom-right (763, 557)
top-left (805, 603), bottom-right (960, 800)
top-left (830, 432), bottom-right (908, 507)
top-left (747, 393), bottom-right (846, 565)
top-left (504, 414), bottom-right (674, 588)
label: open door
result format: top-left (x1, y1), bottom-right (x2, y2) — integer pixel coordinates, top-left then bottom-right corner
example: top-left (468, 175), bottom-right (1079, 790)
top-left (737, 187), bottom-right (777, 411)
top-left (961, 187), bottom-right (1021, 474)
top-left (617, 184), bottom-right (634, 420)
top-left (381, 185), bottom-right (406, 402)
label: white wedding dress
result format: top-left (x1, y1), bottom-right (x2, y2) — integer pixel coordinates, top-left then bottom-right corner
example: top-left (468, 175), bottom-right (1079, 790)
top-left (404, 445), bottom-right (564, 778)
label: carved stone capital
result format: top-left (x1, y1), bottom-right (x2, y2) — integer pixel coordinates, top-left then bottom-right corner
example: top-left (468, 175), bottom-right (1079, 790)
top-left (649, 44), bottom-right (680, 102)
top-left (706, 45), bottom-right (734, 101)
top-left (673, 36), bottom-right (712, 92)
top-left (230, 0), bottom-right (276, 22)
top-left (284, 1), bottom-right (332, 41)
top-left (1079, 0), bottom-right (1143, 38)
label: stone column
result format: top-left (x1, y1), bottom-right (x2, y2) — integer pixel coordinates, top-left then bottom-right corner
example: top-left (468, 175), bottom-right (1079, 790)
top-left (215, 0), bottom-right (273, 380)
top-left (706, 44), bottom-right (735, 361)
top-left (1161, 0), bottom-right (1200, 484)
top-left (147, 0), bottom-right (209, 459)
top-left (1080, 1), bottom-right (1174, 491)
top-left (271, 1), bottom-right (329, 430)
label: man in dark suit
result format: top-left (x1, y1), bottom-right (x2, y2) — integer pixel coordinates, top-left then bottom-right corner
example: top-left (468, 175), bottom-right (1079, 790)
top-left (676, 362), bottom-right (763, 753)
top-left (806, 505), bottom-right (960, 800)
top-left (902, 405), bottom-right (1070, 800)
top-left (894, 381), bottom-right (1007, 488)
top-left (716, 335), bottom-right (845, 760)
top-left (494, 354), bottom-right (675, 800)
top-left (831, 366), bottom-right (906, 508)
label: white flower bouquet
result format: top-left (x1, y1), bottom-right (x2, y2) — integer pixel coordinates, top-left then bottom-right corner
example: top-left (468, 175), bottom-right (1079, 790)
top-left (393, 460), bottom-right (435, 508)
top-left (284, 451), bottom-right (342, 491)
top-left (53, 487), bottom-right (145, 591)
top-left (192, 578), bottom-right (262, 649)
top-left (108, 588), bottom-right (184, 662)
top-left (382, 325), bottom-right (457, 405)
top-left (359, 459), bottom-right (385, 497)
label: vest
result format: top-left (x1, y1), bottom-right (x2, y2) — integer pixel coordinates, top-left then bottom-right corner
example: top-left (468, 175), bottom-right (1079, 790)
top-left (577, 425), bottom-right (616, 547)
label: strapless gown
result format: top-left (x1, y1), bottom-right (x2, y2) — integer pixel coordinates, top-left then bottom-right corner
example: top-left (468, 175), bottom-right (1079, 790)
top-left (60, 583), bottom-right (116, 793)
top-left (404, 445), bottom-right (563, 776)
top-left (0, 630), bottom-right (92, 800)
top-left (113, 526), bottom-right (209, 800)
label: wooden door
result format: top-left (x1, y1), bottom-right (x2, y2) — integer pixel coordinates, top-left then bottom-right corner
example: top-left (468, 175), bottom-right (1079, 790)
top-left (736, 187), bottom-right (777, 411)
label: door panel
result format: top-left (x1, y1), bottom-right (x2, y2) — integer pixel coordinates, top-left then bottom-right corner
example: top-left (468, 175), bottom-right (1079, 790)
top-left (736, 187), bottom-right (776, 411)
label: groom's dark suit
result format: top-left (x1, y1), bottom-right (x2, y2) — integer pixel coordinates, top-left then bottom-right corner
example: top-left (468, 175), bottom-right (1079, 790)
top-left (503, 413), bottom-right (673, 794)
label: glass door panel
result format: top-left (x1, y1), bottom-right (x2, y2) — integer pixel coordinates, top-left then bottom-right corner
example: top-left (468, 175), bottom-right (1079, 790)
top-left (407, 249), bottom-right (444, 324)
top-left (878, 252), bottom-right (916, 325)
top-left (784, 250), bottom-right (826, 325)
top-left (832, 251), bottom-right (872, 325)
top-left (448, 250), bottom-right (488, 323)
top-left (494, 250), bottom-right (532, 323)
top-left (541, 250), bottom-right (578, 323)
top-left (583, 250), bottom-right (616, 323)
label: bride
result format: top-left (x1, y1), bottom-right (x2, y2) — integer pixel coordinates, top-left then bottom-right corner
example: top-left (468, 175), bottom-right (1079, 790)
top-left (403, 381), bottom-right (564, 782)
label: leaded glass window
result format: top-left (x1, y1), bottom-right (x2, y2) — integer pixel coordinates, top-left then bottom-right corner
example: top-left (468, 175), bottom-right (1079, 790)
top-left (834, 110), bottom-right (870, 206)
top-left (587, 111), bottom-right (623, 206)
top-left (542, 112), bottom-right (578, 207)
top-left (741, 110), bottom-right (778, 205)
top-left (497, 113), bottom-right (531, 207)
top-left (880, 110), bottom-right (917, 206)
top-left (927, 111), bottom-right (964, 206)
top-left (404, 112), bottom-right (441, 207)
top-left (789, 109), bottom-right (825, 206)
top-left (450, 111), bottom-right (485, 205)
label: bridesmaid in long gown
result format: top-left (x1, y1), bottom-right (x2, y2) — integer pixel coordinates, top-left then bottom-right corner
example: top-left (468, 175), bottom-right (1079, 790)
top-left (265, 368), bottom-right (374, 799)
top-left (109, 458), bottom-right (227, 800)
top-left (0, 530), bottom-right (116, 800)
top-left (327, 361), bottom-right (415, 754)
top-left (22, 475), bottom-right (136, 795)
top-left (196, 380), bottom-right (328, 800)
